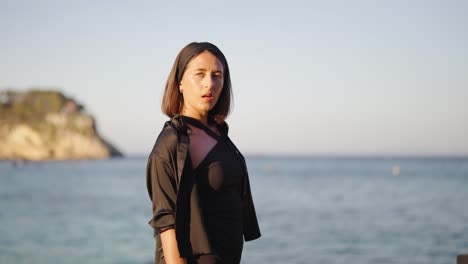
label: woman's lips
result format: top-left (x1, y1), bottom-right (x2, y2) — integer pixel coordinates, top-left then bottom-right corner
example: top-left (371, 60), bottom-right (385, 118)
top-left (202, 94), bottom-right (214, 101)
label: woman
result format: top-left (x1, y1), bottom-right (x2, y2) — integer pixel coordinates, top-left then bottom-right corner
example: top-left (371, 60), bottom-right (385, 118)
top-left (146, 42), bottom-right (261, 264)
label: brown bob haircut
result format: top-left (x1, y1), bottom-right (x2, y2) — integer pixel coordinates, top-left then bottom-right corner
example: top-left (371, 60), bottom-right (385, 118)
top-left (162, 42), bottom-right (232, 123)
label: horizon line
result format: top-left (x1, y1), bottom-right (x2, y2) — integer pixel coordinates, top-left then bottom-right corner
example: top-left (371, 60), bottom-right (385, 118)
top-left (122, 152), bottom-right (468, 159)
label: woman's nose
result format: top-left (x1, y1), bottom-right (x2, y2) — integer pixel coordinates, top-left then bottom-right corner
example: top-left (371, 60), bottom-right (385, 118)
top-left (204, 75), bottom-right (215, 88)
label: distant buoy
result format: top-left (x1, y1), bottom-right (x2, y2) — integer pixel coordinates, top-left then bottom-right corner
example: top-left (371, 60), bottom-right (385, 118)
top-left (392, 165), bottom-right (400, 176)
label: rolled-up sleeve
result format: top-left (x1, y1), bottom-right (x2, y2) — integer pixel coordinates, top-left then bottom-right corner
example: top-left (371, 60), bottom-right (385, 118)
top-left (146, 152), bottom-right (178, 235)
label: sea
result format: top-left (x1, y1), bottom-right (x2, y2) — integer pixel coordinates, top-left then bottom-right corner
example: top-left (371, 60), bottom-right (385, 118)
top-left (0, 156), bottom-right (467, 264)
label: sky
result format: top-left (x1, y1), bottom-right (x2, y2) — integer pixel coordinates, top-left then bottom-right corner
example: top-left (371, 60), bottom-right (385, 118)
top-left (1, 0), bottom-right (467, 156)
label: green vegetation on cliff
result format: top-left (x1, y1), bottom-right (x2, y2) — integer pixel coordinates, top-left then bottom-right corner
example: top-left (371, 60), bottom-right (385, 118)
top-left (1, 89), bottom-right (81, 122)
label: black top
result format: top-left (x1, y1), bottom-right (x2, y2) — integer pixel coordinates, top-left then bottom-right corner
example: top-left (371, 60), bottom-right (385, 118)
top-left (146, 115), bottom-right (261, 264)
top-left (183, 116), bottom-right (245, 263)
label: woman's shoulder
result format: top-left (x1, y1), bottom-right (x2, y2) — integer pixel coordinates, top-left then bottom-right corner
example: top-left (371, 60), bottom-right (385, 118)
top-left (149, 119), bottom-right (182, 157)
top-left (215, 119), bottom-right (229, 135)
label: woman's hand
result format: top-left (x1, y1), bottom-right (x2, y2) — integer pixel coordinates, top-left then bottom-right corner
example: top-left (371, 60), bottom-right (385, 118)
top-left (160, 229), bottom-right (187, 264)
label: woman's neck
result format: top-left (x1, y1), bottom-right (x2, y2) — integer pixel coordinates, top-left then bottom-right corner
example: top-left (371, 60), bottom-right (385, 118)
top-left (180, 109), bottom-right (209, 125)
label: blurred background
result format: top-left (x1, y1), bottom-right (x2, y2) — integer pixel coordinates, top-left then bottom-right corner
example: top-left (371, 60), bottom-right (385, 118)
top-left (1, 0), bottom-right (467, 263)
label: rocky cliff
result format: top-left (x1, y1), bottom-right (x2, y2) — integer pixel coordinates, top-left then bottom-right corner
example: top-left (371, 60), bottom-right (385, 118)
top-left (0, 89), bottom-right (123, 160)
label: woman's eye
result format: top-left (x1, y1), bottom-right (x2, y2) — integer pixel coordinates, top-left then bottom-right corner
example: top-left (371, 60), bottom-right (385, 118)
top-left (195, 72), bottom-right (204, 77)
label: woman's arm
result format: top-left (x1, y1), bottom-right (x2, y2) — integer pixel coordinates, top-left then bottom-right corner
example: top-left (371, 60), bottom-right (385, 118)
top-left (160, 229), bottom-right (187, 264)
top-left (147, 150), bottom-right (186, 262)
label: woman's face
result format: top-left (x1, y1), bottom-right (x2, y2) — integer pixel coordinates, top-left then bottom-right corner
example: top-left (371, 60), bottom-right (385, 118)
top-left (180, 50), bottom-right (224, 118)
